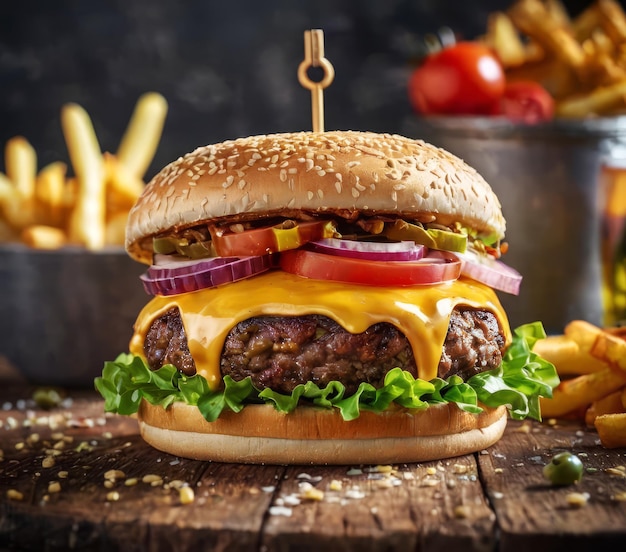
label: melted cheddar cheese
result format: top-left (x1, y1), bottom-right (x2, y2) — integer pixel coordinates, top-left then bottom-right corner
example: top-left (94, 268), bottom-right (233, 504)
top-left (130, 271), bottom-right (510, 391)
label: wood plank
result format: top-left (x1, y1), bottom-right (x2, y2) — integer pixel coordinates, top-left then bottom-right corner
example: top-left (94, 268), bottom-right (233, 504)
top-left (478, 419), bottom-right (626, 550)
top-left (261, 458), bottom-right (496, 552)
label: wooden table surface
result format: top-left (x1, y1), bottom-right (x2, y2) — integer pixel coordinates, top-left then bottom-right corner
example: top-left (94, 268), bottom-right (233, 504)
top-left (0, 385), bottom-right (625, 552)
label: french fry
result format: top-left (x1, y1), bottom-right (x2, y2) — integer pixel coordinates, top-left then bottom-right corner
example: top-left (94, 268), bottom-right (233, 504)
top-left (0, 186), bottom-right (33, 230)
top-left (571, 2), bottom-right (603, 42)
top-left (508, 0), bottom-right (586, 71)
top-left (3, 137), bottom-right (37, 230)
top-left (35, 161), bottom-right (67, 227)
top-left (584, 389), bottom-right (625, 426)
top-left (21, 225), bottom-right (66, 250)
top-left (61, 103), bottom-right (106, 250)
top-left (105, 210), bottom-right (129, 246)
top-left (590, 327), bottom-right (626, 373)
top-left (504, 56), bottom-right (578, 99)
top-left (5, 136), bottom-right (36, 204)
top-left (544, 0), bottom-right (572, 29)
top-left (103, 152), bottom-right (144, 211)
top-left (594, 412), bottom-right (626, 447)
top-left (533, 334), bottom-right (608, 375)
top-left (539, 367), bottom-right (626, 418)
top-left (564, 319), bottom-right (605, 351)
top-left (116, 92), bottom-right (168, 180)
top-left (484, 12), bottom-right (528, 68)
top-left (556, 81), bottom-right (626, 118)
top-left (596, 0), bottom-right (626, 45)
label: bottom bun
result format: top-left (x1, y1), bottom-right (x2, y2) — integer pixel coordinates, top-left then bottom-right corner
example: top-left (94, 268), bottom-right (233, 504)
top-left (137, 400), bottom-right (508, 465)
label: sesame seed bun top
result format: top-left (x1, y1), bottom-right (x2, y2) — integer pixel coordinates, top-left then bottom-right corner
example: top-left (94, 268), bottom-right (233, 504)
top-left (125, 131), bottom-right (506, 264)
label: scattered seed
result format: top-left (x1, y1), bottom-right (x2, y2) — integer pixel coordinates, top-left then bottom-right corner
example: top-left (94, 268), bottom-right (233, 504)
top-left (104, 469), bottom-right (125, 482)
top-left (179, 486), bottom-right (195, 505)
top-left (329, 480), bottom-right (343, 491)
top-left (48, 481), bottom-right (61, 494)
top-left (453, 464), bottom-right (469, 475)
top-left (6, 489), bottom-right (24, 501)
top-left (42, 456), bottom-right (55, 468)
top-left (142, 474), bottom-right (163, 486)
top-left (566, 492), bottom-right (590, 508)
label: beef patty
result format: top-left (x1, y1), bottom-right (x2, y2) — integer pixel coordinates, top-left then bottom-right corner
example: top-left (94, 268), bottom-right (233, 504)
top-left (143, 308), bottom-right (505, 394)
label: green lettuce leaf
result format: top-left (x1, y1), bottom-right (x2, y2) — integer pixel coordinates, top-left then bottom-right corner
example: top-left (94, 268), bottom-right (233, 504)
top-left (94, 322), bottom-right (559, 423)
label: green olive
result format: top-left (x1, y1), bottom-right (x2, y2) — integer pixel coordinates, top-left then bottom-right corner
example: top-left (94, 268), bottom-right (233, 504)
top-left (543, 452), bottom-right (584, 485)
top-left (32, 387), bottom-right (64, 410)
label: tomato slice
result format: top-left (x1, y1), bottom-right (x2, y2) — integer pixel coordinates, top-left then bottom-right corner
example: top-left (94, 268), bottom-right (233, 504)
top-left (279, 249), bottom-right (461, 286)
top-left (210, 220), bottom-right (335, 257)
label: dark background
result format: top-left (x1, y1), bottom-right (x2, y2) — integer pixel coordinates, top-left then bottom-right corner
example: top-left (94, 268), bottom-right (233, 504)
top-left (0, 0), bottom-right (600, 179)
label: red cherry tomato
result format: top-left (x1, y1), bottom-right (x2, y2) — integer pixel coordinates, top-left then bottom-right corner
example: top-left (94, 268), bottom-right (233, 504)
top-left (408, 42), bottom-right (506, 115)
top-left (279, 249), bottom-right (461, 287)
top-left (494, 81), bottom-right (554, 123)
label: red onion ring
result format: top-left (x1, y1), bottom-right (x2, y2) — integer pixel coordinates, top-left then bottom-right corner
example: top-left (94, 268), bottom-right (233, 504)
top-left (140, 255), bottom-right (274, 296)
top-left (308, 238), bottom-right (426, 261)
top-left (457, 251), bottom-right (522, 295)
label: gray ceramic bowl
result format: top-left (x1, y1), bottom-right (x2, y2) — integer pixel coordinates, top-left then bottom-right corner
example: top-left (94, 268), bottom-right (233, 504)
top-left (0, 245), bottom-right (148, 388)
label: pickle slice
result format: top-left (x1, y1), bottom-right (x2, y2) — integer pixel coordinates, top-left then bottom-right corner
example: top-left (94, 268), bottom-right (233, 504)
top-left (384, 220), bottom-right (466, 253)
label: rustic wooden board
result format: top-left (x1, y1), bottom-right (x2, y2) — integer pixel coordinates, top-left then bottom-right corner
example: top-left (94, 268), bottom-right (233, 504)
top-left (0, 386), bottom-right (624, 551)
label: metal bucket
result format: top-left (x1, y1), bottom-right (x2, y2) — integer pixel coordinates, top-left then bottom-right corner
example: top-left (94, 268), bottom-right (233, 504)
top-left (403, 116), bottom-right (626, 334)
top-left (0, 246), bottom-right (147, 387)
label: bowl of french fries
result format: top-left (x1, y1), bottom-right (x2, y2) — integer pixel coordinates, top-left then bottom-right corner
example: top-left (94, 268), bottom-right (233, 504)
top-left (0, 93), bottom-right (168, 387)
top-left (406, 0), bottom-right (626, 333)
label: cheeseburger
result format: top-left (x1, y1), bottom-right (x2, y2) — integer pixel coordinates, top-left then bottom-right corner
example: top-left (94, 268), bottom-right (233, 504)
top-left (96, 131), bottom-right (558, 465)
